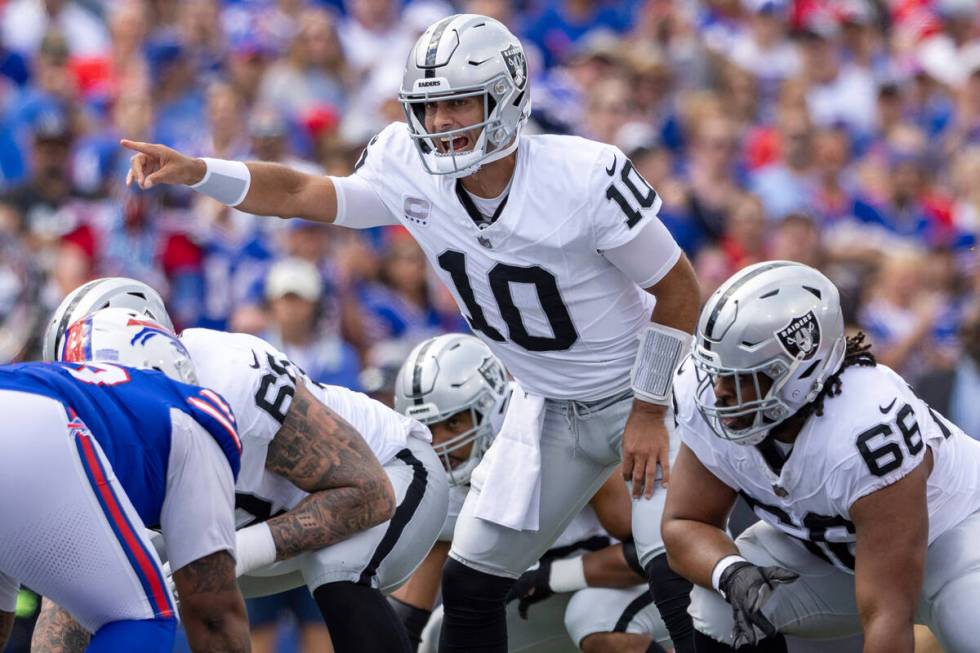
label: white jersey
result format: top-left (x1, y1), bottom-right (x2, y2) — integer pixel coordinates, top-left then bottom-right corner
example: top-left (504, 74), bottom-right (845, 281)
top-left (675, 357), bottom-right (980, 573)
top-left (181, 328), bottom-right (430, 527)
top-left (347, 123), bottom-right (680, 400)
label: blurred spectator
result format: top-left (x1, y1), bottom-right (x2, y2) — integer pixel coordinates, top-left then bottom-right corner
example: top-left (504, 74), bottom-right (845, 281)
top-left (523, 0), bottom-right (631, 69)
top-left (918, 303), bottom-right (980, 440)
top-left (684, 109), bottom-right (743, 240)
top-left (338, 0), bottom-right (414, 79)
top-left (147, 34), bottom-right (207, 154)
top-left (798, 19), bottom-right (876, 137)
top-left (750, 108), bottom-right (817, 219)
top-left (767, 212), bottom-right (823, 268)
top-left (859, 248), bottom-right (958, 386)
top-left (359, 235), bottom-right (464, 347)
top-left (259, 7), bottom-right (349, 121)
top-left (205, 80), bottom-right (250, 159)
top-left (2, 0), bottom-right (110, 58)
top-left (728, 0), bottom-right (800, 101)
top-left (720, 192), bottom-right (766, 272)
top-left (262, 257), bottom-right (361, 389)
top-left (0, 107), bottom-right (80, 245)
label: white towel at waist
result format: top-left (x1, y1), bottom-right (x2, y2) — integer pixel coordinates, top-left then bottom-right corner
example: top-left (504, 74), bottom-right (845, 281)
top-left (472, 388), bottom-right (545, 531)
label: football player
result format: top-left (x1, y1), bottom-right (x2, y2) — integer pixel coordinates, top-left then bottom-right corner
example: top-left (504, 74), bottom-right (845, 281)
top-left (391, 334), bottom-right (669, 653)
top-left (0, 308), bottom-right (248, 653)
top-left (37, 277), bottom-right (450, 653)
top-left (662, 261), bottom-right (980, 652)
top-left (120, 13), bottom-right (701, 652)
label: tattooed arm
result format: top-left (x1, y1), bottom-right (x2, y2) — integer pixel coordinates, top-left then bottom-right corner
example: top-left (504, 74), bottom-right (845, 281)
top-left (30, 599), bottom-right (90, 653)
top-left (0, 610), bottom-right (13, 652)
top-left (263, 380), bottom-right (396, 560)
top-left (174, 551), bottom-right (250, 653)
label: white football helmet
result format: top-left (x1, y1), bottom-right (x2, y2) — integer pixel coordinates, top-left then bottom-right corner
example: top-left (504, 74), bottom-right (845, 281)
top-left (43, 277), bottom-right (173, 362)
top-left (58, 307), bottom-right (197, 385)
top-left (691, 261), bottom-right (846, 445)
top-left (394, 334), bottom-right (510, 486)
top-left (399, 14), bottom-right (531, 178)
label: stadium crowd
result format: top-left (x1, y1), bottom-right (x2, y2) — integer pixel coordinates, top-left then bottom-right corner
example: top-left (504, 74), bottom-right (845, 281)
top-left (0, 0), bottom-right (978, 650)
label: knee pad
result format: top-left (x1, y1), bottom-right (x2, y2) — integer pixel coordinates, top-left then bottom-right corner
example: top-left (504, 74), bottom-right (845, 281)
top-left (88, 617), bottom-right (176, 653)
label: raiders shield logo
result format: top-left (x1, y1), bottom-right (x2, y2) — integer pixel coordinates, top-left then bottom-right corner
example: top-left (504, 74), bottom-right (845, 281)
top-left (775, 310), bottom-right (821, 360)
top-left (501, 45), bottom-right (527, 90)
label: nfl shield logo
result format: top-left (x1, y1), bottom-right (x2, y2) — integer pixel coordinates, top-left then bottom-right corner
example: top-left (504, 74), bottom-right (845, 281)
top-left (501, 45), bottom-right (527, 90)
top-left (775, 311), bottom-right (821, 360)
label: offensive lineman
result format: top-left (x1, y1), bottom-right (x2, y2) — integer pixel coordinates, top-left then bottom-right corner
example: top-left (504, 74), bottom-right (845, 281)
top-left (0, 309), bottom-right (249, 653)
top-left (37, 277), bottom-right (449, 653)
top-left (120, 14), bottom-right (701, 652)
top-left (662, 262), bottom-right (980, 652)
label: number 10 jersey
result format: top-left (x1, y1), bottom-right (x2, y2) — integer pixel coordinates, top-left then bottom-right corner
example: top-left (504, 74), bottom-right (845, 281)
top-left (346, 123), bottom-right (681, 401)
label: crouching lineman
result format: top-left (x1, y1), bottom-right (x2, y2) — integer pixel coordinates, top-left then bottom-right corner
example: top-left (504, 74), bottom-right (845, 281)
top-left (662, 261), bottom-right (980, 652)
top-left (38, 277), bottom-right (449, 653)
top-left (0, 308), bottom-right (249, 653)
top-left (390, 334), bottom-right (671, 653)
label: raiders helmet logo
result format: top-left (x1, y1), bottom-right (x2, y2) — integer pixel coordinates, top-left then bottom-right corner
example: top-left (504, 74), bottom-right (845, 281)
top-left (501, 45), bottom-right (527, 90)
top-left (775, 311), bottom-right (821, 360)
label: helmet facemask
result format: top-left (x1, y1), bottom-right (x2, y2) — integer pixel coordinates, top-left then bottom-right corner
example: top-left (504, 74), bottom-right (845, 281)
top-left (400, 72), bottom-right (524, 178)
top-left (692, 353), bottom-right (797, 446)
top-left (415, 387), bottom-right (500, 486)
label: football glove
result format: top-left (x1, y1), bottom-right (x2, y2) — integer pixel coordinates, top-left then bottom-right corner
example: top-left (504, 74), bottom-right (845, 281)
top-left (717, 561), bottom-right (799, 648)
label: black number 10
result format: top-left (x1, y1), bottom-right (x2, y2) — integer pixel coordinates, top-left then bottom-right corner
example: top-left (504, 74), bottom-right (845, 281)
top-left (437, 250), bottom-right (578, 352)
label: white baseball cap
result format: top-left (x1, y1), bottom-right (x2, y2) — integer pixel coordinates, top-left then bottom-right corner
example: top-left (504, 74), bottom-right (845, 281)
top-left (265, 258), bottom-right (323, 302)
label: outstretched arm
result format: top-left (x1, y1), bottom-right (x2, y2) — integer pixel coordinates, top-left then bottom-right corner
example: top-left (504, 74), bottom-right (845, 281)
top-left (261, 380), bottom-right (396, 561)
top-left (30, 599), bottom-right (90, 653)
top-left (121, 140), bottom-right (339, 223)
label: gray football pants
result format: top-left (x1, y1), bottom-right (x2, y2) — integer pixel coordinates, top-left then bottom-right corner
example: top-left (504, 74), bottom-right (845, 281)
top-left (451, 390), bottom-right (675, 578)
top-left (690, 511), bottom-right (980, 652)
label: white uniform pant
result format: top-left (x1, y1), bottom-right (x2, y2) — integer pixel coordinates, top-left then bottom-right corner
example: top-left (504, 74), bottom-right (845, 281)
top-left (0, 391), bottom-right (175, 633)
top-left (690, 514), bottom-right (980, 652)
top-left (238, 437), bottom-right (449, 596)
top-left (565, 585), bottom-right (669, 649)
top-left (450, 391), bottom-right (634, 578)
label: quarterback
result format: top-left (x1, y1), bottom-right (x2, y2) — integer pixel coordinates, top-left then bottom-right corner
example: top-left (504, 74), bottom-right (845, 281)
top-left (36, 277), bottom-right (449, 653)
top-left (662, 261), bottom-right (980, 653)
top-left (121, 14), bottom-right (700, 652)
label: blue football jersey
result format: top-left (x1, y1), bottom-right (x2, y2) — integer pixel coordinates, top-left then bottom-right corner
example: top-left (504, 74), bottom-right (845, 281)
top-left (0, 362), bottom-right (241, 527)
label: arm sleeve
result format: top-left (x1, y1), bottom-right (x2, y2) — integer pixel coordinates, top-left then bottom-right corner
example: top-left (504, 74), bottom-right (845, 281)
top-left (330, 174), bottom-right (399, 229)
top-left (331, 127), bottom-right (399, 229)
top-left (0, 571), bottom-right (18, 613)
top-left (602, 217), bottom-right (682, 288)
top-left (160, 410), bottom-right (237, 572)
top-left (590, 145), bottom-right (668, 252)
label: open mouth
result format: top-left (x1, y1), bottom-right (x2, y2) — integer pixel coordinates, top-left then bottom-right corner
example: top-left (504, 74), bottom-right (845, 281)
top-left (437, 135), bottom-right (471, 154)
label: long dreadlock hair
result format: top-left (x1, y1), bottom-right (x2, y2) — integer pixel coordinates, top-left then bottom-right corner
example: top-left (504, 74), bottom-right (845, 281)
top-left (796, 331), bottom-right (877, 421)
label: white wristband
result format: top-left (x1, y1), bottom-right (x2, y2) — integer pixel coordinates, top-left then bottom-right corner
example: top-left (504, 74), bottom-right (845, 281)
top-left (631, 323), bottom-right (692, 405)
top-left (548, 557), bottom-right (588, 593)
top-left (711, 555), bottom-right (747, 596)
top-left (190, 157), bottom-right (251, 206)
top-left (234, 523), bottom-right (277, 578)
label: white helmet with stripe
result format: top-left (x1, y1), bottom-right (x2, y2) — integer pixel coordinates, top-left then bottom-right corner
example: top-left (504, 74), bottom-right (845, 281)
top-left (399, 14), bottom-right (531, 178)
top-left (43, 277), bottom-right (173, 362)
top-left (58, 307), bottom-right (197, 385)
top-left (394, 333), bottom-right (510, 486)
top-left (691, 261), bottom-right (846, 445)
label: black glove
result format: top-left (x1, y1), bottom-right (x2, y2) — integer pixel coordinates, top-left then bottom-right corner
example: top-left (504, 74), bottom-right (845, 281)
top-left (717, 561), bottom-right (799, 648)
top-left (505, 559), bottom-right (555, 619)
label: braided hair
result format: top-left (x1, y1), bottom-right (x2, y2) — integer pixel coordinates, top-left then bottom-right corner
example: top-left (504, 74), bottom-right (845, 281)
top-left (798, 332), bottom-right (876, 421)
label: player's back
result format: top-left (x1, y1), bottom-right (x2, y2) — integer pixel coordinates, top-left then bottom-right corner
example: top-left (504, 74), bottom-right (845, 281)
top-left (0, 361), bottom-right (241, 526)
